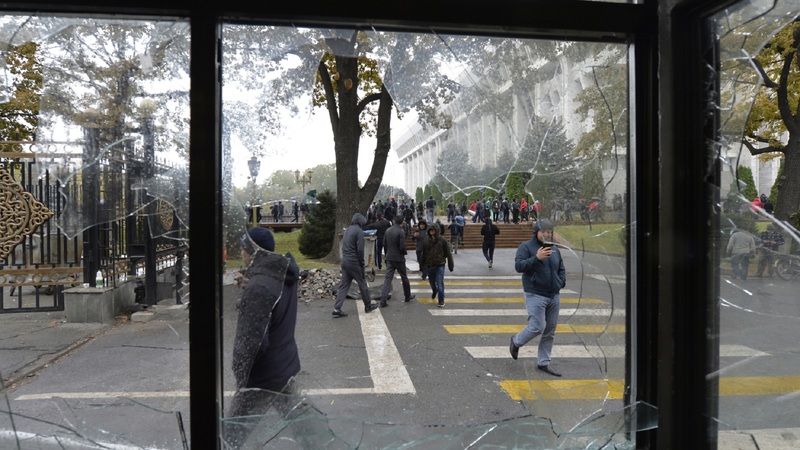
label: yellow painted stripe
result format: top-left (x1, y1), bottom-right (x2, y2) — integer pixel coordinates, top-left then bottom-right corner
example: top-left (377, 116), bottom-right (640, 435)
top-left (412, 281), bottom-right (523, 286)
top-left (444, 324), bottom-right (625, 334)
top-left (500, 376), bottom-right (800, 400)
top-left (417, 297), bottom-right (606, 304)
top-left (500, 379), bottom-right (626, 401)
top-left (720, 376), bottom-right (800, 396)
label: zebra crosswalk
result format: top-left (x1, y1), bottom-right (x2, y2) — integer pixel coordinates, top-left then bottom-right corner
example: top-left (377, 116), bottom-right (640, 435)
top-left (414, 274), bottom-right (785, 406)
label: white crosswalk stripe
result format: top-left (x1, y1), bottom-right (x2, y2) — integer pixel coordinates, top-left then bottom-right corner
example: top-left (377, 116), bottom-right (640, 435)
top-left (411, 288), bottom-right (578, 294)
top-left (465, 344), bottom-right (768, 359)
top-left (429, 308), bottom-right (624, 317)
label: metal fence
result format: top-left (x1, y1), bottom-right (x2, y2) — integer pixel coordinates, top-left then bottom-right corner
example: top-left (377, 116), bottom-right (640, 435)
top-left (1, 141), bottom-right (188, 313)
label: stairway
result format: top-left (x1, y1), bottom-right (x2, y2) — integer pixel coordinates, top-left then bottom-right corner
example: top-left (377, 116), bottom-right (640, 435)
top-left (405, 220), bottom-right (537, 249)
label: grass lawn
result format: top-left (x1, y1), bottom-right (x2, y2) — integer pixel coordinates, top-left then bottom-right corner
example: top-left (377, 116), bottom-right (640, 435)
top-left (227, 229), bottom-right (338, 271)
top-left (556, 222), bottom-right (627, 256)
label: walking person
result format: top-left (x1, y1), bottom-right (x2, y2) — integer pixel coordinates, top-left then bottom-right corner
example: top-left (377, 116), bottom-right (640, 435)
top-left (509, 219), bottom-right (566, 377)
top-left (332, 213), bottom-right (379, 317)
top-left (291, 200), bottom-right (299, 223)
top-left (413, 219), bottom-right (430, 280)
top-left (422, 223), bottom-right (454, 307)
top-left (425, 195), bottom-right (436, 224)
top-left (755, 224), bottom-right (785, 277)
top-left (365, 212), bottom-right (391, 270)
top-left (481, 217), bottom-right (500, 268)
top-left (726, 226), bottom-right (756, 280)
top-left (379, 215), bottom-right (417, 307)
top-left (226, 227), bottom-right (301, 448)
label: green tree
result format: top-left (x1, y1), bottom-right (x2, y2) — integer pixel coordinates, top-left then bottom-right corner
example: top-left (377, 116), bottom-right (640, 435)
top-left (504, 172), bottom-right (526, 204)
top-left (736, 166), bottom-right (758, 201)
top-left (769, 159), bottom-right (784, 206)
top-left (0, 42), bottom-right (41, 143)
top-left (298, 190), bottom-right (337, 258)
top-left (744, 21), bottom-right (800, 221)
top-left (224, 28), bottom-right (460, 259)
top-left (581, 161), bottom-right (605, 200)
top-left (415, 186), bottom-right (424, 204)
top-left (42, 23), bottom-right (189, 154)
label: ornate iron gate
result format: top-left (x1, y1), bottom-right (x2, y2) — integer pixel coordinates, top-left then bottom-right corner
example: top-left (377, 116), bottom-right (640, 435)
top-left (1, 141), bottom-right (187, 314)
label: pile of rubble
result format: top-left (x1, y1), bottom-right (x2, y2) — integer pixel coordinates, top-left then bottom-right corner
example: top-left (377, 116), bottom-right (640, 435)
top-left (298, 268), bottom-right (340, 301)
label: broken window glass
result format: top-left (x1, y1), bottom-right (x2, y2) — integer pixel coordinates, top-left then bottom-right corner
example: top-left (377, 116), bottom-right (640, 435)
top-left (711, 1), bottom-right (800, 448)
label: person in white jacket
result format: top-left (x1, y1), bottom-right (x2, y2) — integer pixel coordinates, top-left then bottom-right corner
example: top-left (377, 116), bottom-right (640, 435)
top-left (726, 228), bottom-right (756, 280)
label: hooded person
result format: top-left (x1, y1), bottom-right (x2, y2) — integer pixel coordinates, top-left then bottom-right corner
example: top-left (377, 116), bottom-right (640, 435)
top-left (225, 227), bottom-right (302, 448)
top-left (480, 217), bottom-right (501, 268)
top-left (509, 219), bottom-right (566, 377)
top-left (413, 219), bottom-right (430, 280)
top-left (332, 213), bottom-right (379, 317)
top-left (422, 220), bottom-right (454, 307)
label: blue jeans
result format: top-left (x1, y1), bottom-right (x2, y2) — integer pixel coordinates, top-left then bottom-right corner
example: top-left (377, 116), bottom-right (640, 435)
top-left (512, 292), bottom-right (560, 366)
top-left (427, 265), bottom-right (445, 303)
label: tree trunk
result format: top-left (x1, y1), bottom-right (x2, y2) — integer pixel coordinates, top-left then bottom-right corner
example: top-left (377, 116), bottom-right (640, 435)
top-left (774, 139), bottom-right (800, 224)
top-left (323, 46), bottom-right (394, 261)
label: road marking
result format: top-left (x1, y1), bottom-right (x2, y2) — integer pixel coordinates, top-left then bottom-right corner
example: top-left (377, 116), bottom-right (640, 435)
top-left (416, 297), bottom-right (606, 304)
top-left (412, 288), bottom-right (578, 294)
top-left (444, 324), bottom-right (626, 334)
top-left (16, 391), bottom-right (197, 400)
top-left (500, 376), bottom-right (800, 400)
top-left (412, 281), bottom-right (525, 286)
top-left (354, 305), bottom-right (416, 394)
top-left (586, 274), bottom-right (626, 284)
top-left (465, 344), bottom-right (767, 359)
top-left (430, 308), bottom-right (623, 317)
top-left (414, 275), bottom-right (521, 280)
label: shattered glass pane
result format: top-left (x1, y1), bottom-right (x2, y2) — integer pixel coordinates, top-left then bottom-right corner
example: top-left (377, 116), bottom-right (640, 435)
top-left (1, 13), bottom-right (191, 450)
top-left (711, 1), bottom-right (800, 449)
top-left (220, 24), bottom-right (637, 448)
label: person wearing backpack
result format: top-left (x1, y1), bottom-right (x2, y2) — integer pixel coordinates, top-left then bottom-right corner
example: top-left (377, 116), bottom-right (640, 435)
top-left (480, 218), bottom-right (501, 268)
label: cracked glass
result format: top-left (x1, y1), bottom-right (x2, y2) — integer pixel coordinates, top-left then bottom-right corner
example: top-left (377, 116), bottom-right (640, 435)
top-left (218, 25), bottom-right (642, 449)
top-left (1, 13), bottom-right (192, 450)
top-left (1, 0), bottom-right (797, 448)
top-left (710, 1), bottom-right (800, 449)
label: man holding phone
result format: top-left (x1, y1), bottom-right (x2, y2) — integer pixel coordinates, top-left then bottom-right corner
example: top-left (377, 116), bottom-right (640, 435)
top-left (509, 219), bottom-right (566, 377)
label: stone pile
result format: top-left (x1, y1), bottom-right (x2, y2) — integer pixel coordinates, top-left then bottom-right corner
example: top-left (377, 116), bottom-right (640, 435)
top-left (298, 268), bottom-right (340, 301)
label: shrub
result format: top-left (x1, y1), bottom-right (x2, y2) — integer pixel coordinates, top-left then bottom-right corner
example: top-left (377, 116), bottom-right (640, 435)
top-left (298, 190), bottom-right (336, 258)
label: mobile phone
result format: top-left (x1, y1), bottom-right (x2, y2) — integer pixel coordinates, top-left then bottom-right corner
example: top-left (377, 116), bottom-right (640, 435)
top-left (542, 242), bottom-right (553, 249)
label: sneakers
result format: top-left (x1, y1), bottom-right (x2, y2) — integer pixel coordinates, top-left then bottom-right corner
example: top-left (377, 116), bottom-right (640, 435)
top-left (509, 337), bottom-right (519, 360)
top-left (380, 300), bottom-right (389, 308)
top-left (365, 303), bottom-right (379, 313)
top-left (332, 309), bottom-right (348, 318)
top-left (431, 287), bottom-right (438, 299)
top-left (537, 364), bottom-right (562, 377)
top-left (488, 260), bottom-right (493, 269)
top-left (437, 301), bottom-right (445, 308)
top-left (405, 294), bottom-right (416, 302)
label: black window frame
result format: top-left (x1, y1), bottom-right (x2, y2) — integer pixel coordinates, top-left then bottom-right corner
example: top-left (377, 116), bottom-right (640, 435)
top-left (0, 1), bottom-right (735, 448)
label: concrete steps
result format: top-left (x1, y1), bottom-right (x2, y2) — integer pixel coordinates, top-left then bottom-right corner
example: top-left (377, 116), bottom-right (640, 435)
top-left (406, 221), bottom-right (536, 249)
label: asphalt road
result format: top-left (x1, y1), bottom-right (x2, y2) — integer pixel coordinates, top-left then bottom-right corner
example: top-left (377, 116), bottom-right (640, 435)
top-left (3, 247), bottom-right (799, 449)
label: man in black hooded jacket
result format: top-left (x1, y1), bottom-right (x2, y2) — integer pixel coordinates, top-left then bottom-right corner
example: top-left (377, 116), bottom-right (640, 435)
top-left (333, 213), bottom-right (379, 317)
top-left (225, 227), bottom-right (301, 448)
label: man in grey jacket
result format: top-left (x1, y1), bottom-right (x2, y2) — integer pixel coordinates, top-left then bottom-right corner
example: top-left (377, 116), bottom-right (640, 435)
top-left (333, 213), bottom-right (379, 317)
top-left (379, 215), bottom-right (416, 307)
top-left (726, 227), bottom-right (756, 280)
top-left (509, 219), bottom-right (566, 377)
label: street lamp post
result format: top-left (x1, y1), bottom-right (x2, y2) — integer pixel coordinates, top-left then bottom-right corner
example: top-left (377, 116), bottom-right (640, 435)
top-left (294, 168), bottom-right (313, 198)
top-left (248, 155), bottom-right (261, 227)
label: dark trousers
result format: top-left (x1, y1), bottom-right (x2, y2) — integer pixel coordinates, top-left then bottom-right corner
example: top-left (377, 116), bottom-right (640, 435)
top-left (224, 379), bottom-right (295, 449)
top-left (334, 262), bottom-right (372, 309)
top-left (381, 259), bottom-right (411, 301)
top-left (482, 241), bottom-right (495, 262)
top-left (375, 237), bottom-right (384, 269)
top-left (731, 253), bottom-right (752, 280)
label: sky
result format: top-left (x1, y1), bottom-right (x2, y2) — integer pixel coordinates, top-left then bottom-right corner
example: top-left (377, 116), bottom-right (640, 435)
top-left (230, 108), bottom-right (410, 189)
